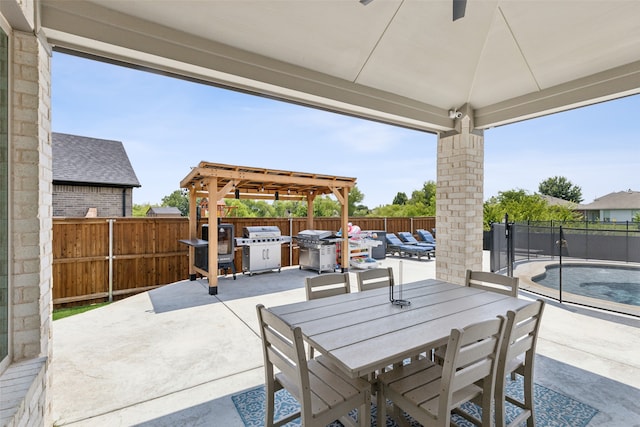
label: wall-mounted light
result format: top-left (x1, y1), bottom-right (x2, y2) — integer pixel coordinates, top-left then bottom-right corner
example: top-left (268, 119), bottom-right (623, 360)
top-left (275, 191), bottom-right (279, 201)
top-left (235, 189), bottom-right (240, 199)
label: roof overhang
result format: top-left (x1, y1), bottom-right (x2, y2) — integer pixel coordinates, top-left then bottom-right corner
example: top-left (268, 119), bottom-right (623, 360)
top-left (39, 0), bottom-right (640, 134)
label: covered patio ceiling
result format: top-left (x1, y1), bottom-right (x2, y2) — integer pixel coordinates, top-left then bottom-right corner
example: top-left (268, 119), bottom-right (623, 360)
top-left (38, 0), bottom-right (640, 133)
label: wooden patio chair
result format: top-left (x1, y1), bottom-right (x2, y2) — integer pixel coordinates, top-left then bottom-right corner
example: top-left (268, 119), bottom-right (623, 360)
top-left (304, 273), bottom-right (350, 357)
top-left (305, 272), bottom-right (351, 301)
top-left (495, 299), bottom-right (546, 427)
top-left (256, 304), bottom-right (371, 427)
top-left (466, 269), bottom-right (519, 297)
top-left (376, 316), bottom-right (506, 426)
top-left (355, 267), bottom-right (393, 292)
top-left (434, 270), bottom-right (519, 365)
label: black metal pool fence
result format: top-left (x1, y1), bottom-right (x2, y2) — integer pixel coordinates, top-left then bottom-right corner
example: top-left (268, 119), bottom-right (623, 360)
top-left (489, 220), bottom-right (640, 316)
top-left (490, 220), bottom-right (640, 269)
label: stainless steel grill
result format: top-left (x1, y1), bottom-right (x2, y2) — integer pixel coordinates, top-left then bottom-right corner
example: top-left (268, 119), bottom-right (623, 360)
top-left (295, 229), bottom-right (342, 249)
top-left (295, 230), bottom-right (342, 273)
top-left (235, 226), bottom-right (291, 275)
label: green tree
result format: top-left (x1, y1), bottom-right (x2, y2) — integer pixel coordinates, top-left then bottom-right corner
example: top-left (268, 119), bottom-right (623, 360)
top-left (273, 200), bottom-right (307, 217)
top-left (370, 201), bottom-right (434, 217)
top-left (370, 203), bottom-right (406, 217)
top-left (132, 203), bottom-right (153, 217)
top-left (313, 196), bottom-right (341, 217)
top-left (224, 199), bottom-right (256, 217)
top-left (410, 181), bottom-right (436, 206)
top-left (348, 185), bottom-right (367, 216)
top-left (538, 176), bottom-right (583, 203)
top-left (243, 199), bottom-right (276, 217)
top-left (483, 189), bottom-right (580, 230)
top-left (161, 189), bottom-right (189, 216)
top-left (393, 192), bottom-right (408, 205)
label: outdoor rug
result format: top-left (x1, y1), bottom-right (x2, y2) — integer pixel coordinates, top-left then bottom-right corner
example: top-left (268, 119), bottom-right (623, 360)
top-left (231, 375), bottom-right (599, 427)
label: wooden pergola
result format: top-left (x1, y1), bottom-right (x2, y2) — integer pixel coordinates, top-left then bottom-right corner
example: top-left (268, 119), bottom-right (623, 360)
top-left (180, 161), bottom-right (357, 294)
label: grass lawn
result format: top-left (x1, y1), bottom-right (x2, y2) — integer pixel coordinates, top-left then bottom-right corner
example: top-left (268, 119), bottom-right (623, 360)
top-left (53, 302), bottom-right (111, 321)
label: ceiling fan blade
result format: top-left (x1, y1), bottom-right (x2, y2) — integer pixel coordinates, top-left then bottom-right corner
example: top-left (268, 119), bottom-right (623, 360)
top-left (453, 0), bottom-right (467, 21)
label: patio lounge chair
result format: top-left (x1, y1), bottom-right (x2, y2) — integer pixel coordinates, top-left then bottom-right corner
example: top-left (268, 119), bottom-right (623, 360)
top-left (416, 229), bottom-right (436, 246)
top-left (385, 233), bottom-right (433, 260)
top-left (397, 231), bottom-right (436, 251)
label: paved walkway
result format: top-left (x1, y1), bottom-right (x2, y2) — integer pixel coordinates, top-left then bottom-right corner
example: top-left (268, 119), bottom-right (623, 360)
top-left (50, 254), bottom-right (640, 426)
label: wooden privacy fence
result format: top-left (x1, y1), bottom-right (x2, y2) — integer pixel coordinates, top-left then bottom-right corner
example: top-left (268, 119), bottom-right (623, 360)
top-left (52, 216), bottom-right (435, 307)
top-left (53, 217), bottom-right (191, 307)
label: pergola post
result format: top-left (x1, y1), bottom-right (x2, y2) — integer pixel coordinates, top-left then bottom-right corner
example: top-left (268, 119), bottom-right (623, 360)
top-left (207, 178), bottom-right (218, 294)
top-left (306, 192), bottom-right (315, 230)
top-left (188, 185), bottom-right (198, 280)
top-left (340, 187), bottom-right (350, 272)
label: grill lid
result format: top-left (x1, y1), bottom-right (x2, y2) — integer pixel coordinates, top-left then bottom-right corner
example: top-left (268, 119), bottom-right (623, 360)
top-left (297, 229), bottom-right (334, 240)
top-left (243, 226), bottom-right (282, 238)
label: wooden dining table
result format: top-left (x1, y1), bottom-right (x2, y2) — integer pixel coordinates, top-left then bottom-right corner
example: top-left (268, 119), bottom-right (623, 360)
top-left (268, 279), bottom-right (531, 379)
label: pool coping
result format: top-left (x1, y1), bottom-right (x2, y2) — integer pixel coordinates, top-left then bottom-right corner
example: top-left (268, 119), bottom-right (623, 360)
top-left (513, 259), bottom-right (640, 317)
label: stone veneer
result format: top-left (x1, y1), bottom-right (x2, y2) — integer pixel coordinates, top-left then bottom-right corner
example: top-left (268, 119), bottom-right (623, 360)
top-left (0, 29), bottom-right (52, 427)
top-left (435, 115), bottom-right (484, 284)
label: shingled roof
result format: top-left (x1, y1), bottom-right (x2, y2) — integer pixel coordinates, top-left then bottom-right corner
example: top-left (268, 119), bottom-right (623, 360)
top-left (577, 190), bottom-right (640, 210)
top-left (53, 133), bottom-right (141, 187)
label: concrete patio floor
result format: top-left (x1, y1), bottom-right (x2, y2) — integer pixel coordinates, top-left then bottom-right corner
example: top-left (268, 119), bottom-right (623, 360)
top-left (51, 253), bottom-right (640, 426)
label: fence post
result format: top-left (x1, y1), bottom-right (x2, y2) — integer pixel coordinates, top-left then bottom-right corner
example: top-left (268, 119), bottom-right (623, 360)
top-left (107, 219), bottom-right (115, 302)
top-left (558, 225), bottom-right (565, 304)
top-left (504, 213), bottom-right (514, 277)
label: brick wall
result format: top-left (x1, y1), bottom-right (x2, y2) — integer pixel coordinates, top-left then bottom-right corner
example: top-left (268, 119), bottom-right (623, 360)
top-left (53, 184), bottom-right (133, 217)
top-left (0, 28), bottom-right (53, 427)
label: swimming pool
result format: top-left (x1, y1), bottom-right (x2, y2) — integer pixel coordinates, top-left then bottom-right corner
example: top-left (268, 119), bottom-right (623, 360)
top-left (533, 264), bottom-right (640, 307)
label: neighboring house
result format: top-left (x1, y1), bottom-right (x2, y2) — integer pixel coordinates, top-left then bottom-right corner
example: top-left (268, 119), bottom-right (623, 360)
top-left (539, 194), bottom-right (577, 208)
top-left (53, 132), bottom-right (141, 217)
top-left (577, 190), bottom-right (640, 222)
top-left (146, 206), bottom-right (182, 217)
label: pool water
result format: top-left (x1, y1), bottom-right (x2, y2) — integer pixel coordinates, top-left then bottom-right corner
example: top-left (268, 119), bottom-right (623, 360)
top-left (534, 264), bottom-right (640, 306)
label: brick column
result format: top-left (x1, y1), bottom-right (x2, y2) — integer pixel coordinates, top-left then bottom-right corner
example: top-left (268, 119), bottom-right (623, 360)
top-left (9, 30), bottom-right (52, 425)
top-left (436, 111), bottom-right (484, 284)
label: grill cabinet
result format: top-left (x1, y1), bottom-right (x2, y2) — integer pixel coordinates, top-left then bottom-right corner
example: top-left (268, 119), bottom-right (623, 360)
top-left (295, 230), bottom-right (343, 274)
top-left (179, 223), bottom-right (236, 283)
top-left (235, 226), bottom-right (292, 275)
top-left (197, 224), bottom-right (235, 278)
